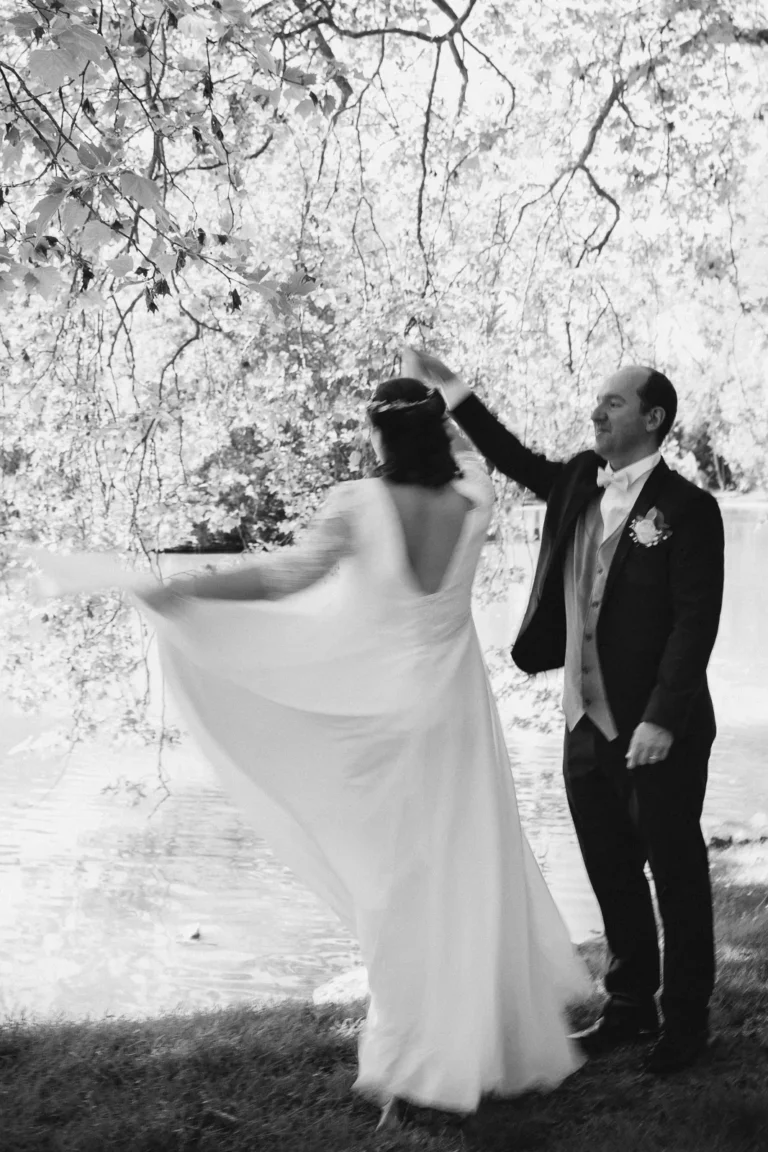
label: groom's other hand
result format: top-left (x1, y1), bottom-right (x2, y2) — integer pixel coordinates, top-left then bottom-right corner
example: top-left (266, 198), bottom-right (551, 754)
top-left (626, 722), bottom-right (674, 769)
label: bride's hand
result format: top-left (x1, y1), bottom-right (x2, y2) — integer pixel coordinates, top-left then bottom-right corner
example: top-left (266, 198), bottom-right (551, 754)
top-left (402, 347), bottom-right (460, 385)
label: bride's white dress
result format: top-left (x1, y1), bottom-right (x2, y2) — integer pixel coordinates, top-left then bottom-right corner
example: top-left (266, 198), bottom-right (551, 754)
top-left (30, 452), bottom-right (588, 1112)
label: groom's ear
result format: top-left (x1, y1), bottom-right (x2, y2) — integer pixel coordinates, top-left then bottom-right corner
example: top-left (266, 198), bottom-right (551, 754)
top-left (645, 406), bottom-right (666, 436)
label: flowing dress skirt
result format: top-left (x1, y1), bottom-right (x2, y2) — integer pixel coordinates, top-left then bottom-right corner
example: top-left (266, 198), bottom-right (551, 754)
top-left (27, 542), bottom-right (589, 1113)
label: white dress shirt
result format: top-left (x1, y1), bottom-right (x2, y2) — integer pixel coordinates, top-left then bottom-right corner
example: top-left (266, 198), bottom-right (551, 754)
top-left (597, 452), bottom-right (661, 542)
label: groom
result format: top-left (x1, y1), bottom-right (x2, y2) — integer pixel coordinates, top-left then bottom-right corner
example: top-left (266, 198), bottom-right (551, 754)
top-left (409, 351), bottom-right (724, 1075)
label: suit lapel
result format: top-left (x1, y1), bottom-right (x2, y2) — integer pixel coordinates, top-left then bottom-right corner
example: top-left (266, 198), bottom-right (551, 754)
top-left (602, 460), bottom-right (670, 602)
top-left (533, 456), bottom-right (600, 594)
top-left (552, 456), bottom-right (603, 554)
top-left (524, 458), bottom-right (600, 618)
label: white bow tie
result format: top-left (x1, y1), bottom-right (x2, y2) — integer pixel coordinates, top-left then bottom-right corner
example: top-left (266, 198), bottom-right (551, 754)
top-left (596, 466), bottom-right (631, 492)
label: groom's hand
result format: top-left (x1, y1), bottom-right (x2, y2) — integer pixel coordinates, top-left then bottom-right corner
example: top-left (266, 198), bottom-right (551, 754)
top-left (402, 348), bottom-right (471, 410)
top-left (626, 722), bottom-right (674, 769)
top-left (403, 348), bottom-right (457, 383)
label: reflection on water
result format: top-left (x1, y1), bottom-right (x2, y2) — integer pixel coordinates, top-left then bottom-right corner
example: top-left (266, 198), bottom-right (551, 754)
top-left (1, 504), bottom-right (766, 1020)
top-left (0, 737), bottom-right (359, 1019)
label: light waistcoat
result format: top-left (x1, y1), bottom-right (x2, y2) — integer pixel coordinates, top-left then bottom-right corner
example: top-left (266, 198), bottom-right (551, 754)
top-left (562, 496), bottom-right (626, 740)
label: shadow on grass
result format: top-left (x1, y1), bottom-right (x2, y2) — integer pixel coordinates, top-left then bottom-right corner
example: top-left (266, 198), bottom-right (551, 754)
top-left (1, 861), bottom-right (766, 1152)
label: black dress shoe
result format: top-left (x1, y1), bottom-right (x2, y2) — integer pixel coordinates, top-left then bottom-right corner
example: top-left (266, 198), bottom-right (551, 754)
top-left (643, 1028), bottom-right (709, 1074)
top-left (570, 1010), bottom-right (659, 1057)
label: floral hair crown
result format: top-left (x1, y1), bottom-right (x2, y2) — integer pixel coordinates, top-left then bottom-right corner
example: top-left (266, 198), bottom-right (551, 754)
top-left (367, 387), bottom-right (440, 416)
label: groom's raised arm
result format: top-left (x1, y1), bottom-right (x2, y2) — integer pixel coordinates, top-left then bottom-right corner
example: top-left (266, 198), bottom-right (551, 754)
top-left (450, 392), bottom-right (563, 503)
top-left (404, 351), bottom-right (564, 502)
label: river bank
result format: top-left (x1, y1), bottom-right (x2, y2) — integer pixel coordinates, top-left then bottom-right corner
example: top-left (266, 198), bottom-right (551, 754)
top-left (2, 503), bottom-right (765, 1021)
top-left (1, 844), bottom-right (766, 1152)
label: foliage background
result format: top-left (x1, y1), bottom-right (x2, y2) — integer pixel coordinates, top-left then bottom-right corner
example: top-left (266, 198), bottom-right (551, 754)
top-left (1, 0), bottom-right (767, 738)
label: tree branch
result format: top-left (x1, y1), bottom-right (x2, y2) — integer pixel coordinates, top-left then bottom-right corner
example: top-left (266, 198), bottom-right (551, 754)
top-left (575, 164), bottom-right (621, 262)
top-left (417, 43), bottom-right (443, 289)
top-left (292, 0), bottom-right (353, 113)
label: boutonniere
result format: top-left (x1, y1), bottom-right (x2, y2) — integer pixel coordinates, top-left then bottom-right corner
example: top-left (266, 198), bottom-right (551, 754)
top-left (630, 507), bottom-right (672, 547)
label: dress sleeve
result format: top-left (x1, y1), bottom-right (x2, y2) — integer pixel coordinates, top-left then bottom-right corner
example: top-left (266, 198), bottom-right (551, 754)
top-left (245, 484), bottom-right (355, 600)
top-left (179, 484), bottom-right (356, 603)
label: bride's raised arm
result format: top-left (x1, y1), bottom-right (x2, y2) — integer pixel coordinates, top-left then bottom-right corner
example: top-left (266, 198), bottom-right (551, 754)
top-left (140, 485), bottom-right (355, 613)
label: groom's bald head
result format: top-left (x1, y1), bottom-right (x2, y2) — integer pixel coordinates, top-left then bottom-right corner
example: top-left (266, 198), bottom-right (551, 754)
top-left (592, 365), bottom-right (677, 468)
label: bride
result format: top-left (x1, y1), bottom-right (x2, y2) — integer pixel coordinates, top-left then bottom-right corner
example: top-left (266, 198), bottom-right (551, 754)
top-left (30, 368), bottom-right (589, 1127)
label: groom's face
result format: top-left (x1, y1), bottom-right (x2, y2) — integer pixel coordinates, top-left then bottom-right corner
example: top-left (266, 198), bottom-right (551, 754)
top-left (591, 367), bottom-right (654, 464)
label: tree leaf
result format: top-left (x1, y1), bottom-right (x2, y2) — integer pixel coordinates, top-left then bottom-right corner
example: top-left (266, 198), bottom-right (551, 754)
top-left (120, 171), bottom-right (161, 211)
top-left (251, 42), bottom-right (276, 73)
top-left (59, 199), bottom-right (90, 235)
top-left (28, 49), bottom-right (77, 92)
top-left (78, 141), bottom-right (101, 169)
top-left (56, 25), bottom-right (108, 67)
top-left (30, 267), bottom-right (66, 300)
top-left (284, 272), bottom-right (315, 297)
top-left (105, 254), bottom-right (134, 277)
top-left (294, 99), bottom-right (317, 120)
top-left (80, 219), bottom-right (119, 250)
top-left (30, 192), bottom-right (66, 239)
top-left (11, 13), bottom-right (43, 36)
top-left (155, 251), bottom-right (177, 278)
top-left (177, 14), bottom-right (210, 40)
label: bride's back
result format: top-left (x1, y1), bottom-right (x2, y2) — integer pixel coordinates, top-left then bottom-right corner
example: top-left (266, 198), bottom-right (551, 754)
top-left (364, 376), bottom-right (493, 608)
top-left (381, 482), bottom-right (473, 596)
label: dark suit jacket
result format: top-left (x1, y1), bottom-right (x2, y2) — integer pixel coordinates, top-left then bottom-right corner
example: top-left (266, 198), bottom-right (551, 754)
top-left (453, 394), bottom-right (725, 741)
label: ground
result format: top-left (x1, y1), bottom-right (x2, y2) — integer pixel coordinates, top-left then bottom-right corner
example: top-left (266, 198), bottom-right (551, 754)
top-left (0, 848), bottom-right (766, 1152)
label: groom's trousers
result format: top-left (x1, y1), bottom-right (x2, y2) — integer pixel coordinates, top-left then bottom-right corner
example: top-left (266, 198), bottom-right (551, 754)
top-left (564, 716), bottom-right (715, 1033)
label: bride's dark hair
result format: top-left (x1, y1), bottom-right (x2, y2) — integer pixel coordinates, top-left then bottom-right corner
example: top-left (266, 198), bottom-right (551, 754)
top-left (367, 377), bottom-right (460, 488)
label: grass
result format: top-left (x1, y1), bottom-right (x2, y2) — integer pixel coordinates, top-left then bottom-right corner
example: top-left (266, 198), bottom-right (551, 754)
top-left (1, 851), bottom-right (767, 1152)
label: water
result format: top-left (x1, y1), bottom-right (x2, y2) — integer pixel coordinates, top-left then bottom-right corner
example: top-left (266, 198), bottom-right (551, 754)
top-left (1, 503), bottom-right (766, 1021)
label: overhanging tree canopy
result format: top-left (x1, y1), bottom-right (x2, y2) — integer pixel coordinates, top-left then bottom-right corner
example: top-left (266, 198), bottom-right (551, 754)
top-left (1, 0), bottom-right (767, 733)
